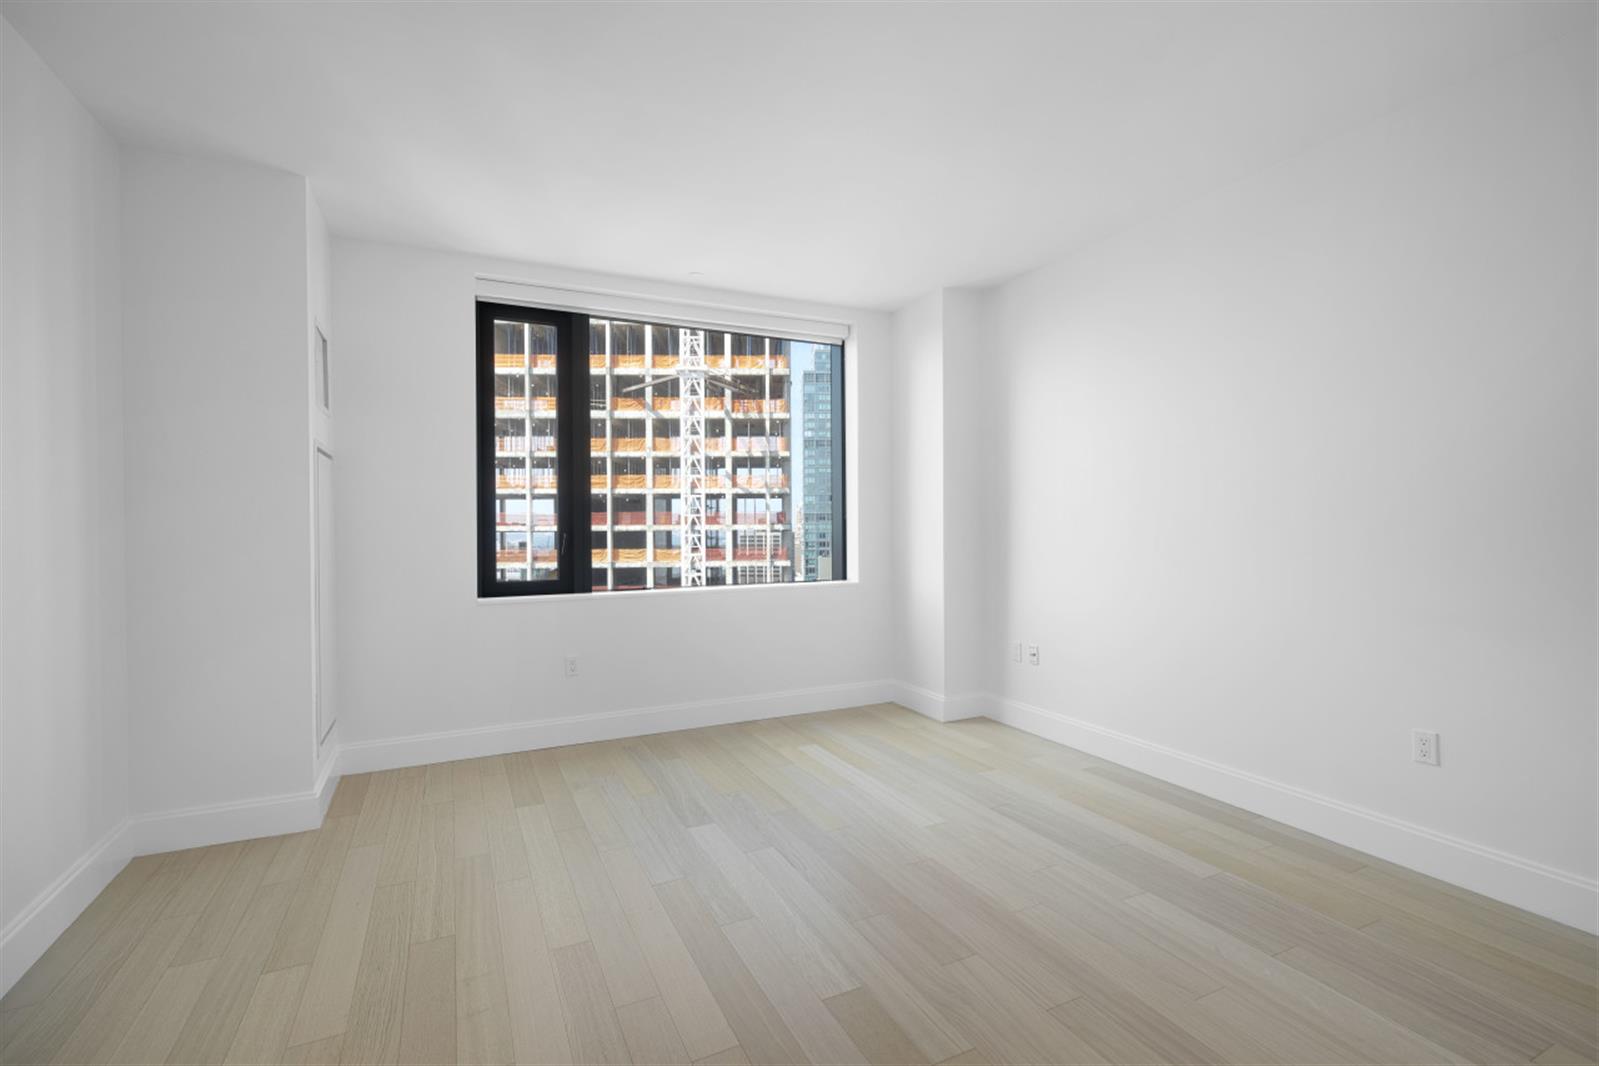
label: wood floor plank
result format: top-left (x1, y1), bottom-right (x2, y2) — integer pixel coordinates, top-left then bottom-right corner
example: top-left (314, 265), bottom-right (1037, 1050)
top-left (487, 810), bottom-right (531, 884)
top-left (824, 986), bottom-right (932, 1066)
top-left (551, 941), bottom-right (631, 1066)
top-left (454, 854), bottom-right (514, 1065)
top-left (1124, 890), bottom-right (1469, 1064)
top-left (599, 778), bottom-right (684, 884)
top-left (454, 801), bottom-right (490, 859)
top-left (48, 912), bottom-right (195, 1064)
top-left (338, 882), bottom-right (413, 1065)
top-left (174, 835), bottom-right (283, 964)
top-left (616, 996), bottom-right (691, 1065)
top-left (412, 802), bottom-right (456, 942)
top-left (264, 832), bottom-right (316, 886)
top-left (857, 914), bottom-right (1097, 1066)
top-left (377, 776), bottom-right (424, 887)
top-left (572, 784), bottom-right (629, 852)
top-left (555, 825), bottom-right (660, 1007)
top-left (452, 760), bottom-right (485, 806)
top-left (106, 958), bottom-right (215, 1065)
top-left (166, 878), bottom-right (295, 1064)
top-left (689, 823), bottom-right (861, 1000)
top-left (496, 878), bottom-right (572, 1066)
top-left (267, 816), bottom-right (357, 971)
top-left (516, 804), bottom-right (588, 949)
top-left (654, 877), bottom-right (810, 1066)
top-left (161, 843), bottom-right (246, 919)
top-left (598, 846), bottom-right (737, 1061)
top-left (722, 916), bottom-right (867, 1064)
top-left (222, 964), bottom-right (308, 1066)
top-left (1361, 916), bottom-right (1599, 1057)
top-left (282, 1034), bottom-right (344, 1065)
top-left (287, 844), bottom-right (383, 1047)
top-left (326, 774), bottom-right (372, 821)
top-left (504, 752), bottom-right (544, 808)
top-left (479, 756), bottom-right (515, 813)
top-left (746, 846), bottom-right (972, 1064)
top-left (423, 763), bottom-right (452, 806)
top-left (352, 770), bottom-right (401, 848)
top-left (398, 936), bottom-right (456, 1066)
top-left (531, 750), bottom-right (584, 832)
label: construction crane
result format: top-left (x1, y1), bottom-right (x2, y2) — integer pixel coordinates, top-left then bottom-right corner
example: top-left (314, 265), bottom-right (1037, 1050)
top-left (616, 329), bottom-right (760, 585)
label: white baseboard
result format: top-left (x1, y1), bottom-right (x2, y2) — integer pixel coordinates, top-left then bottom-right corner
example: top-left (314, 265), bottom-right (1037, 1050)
top-left (888, 681), bottom-right (984, 723)
top-left (984, 692), bottom-right (1599, 935)
top-left (123, 752), bottom-right (344, 858)
top-left (339, 678), bottom-right (897, 775)
top-left (1, 822), bottom-right (130, 997)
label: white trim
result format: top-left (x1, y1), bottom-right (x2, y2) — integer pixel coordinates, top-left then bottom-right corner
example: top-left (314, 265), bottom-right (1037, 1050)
top-left (340, 679), bottom-right (895, 774)
top-left (1, 822), bottom-right (130, 996)
top-left (477, 577), bottom-right (862, 606)
top-left (983, 692), bottom-right (1599, 935)
top-left (887, 681), bottom-right (985, 723)
top-left (123, 751), bottom-right (343, 858)
top-left (475, 275), bottom-right (852, 344)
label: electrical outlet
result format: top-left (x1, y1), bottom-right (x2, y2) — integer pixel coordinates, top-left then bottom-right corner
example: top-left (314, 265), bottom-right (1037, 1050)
top-left (1011, 642), bottom-right (1023, 663)
top-left (1027, 644), bottom-right (1040, 667)
top-left (1411, 729), bottom-right (1439, 766)
top-left (564, 654), bottom-right (579, 679)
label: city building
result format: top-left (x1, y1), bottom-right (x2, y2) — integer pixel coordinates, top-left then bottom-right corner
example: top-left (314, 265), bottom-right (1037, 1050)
top-left (799, 350), bottom-right (836, 581)
top-left (586, 319), bottom-right (796, 590)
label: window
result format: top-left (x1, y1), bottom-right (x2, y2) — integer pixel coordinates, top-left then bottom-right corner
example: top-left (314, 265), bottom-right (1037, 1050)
top-left (478, 301), bottom-right (846, 597)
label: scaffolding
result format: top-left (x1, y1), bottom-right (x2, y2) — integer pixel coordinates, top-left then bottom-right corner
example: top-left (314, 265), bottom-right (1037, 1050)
top-left (678, 328), bottom-right (709, 586)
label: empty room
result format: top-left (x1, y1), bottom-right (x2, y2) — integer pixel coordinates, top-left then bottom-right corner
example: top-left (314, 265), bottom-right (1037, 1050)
top-left (2, 1), bottom-right (1595, 1064)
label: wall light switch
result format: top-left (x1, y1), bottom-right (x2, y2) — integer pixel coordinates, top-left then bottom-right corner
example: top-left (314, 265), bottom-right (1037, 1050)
top-left (564, 655), bottom-right (579, 679)
top-left (1027, 644), bottom-right (1040, 667)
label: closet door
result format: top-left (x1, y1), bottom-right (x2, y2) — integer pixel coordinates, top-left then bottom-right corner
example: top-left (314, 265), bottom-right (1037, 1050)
top-left (314, 446), bottom-right (336, 746)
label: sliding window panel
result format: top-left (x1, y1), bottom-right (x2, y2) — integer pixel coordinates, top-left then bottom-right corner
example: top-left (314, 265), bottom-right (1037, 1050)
top-left (476, 302), bottom-right (587, 597)
top-left (793, 340), bottom-right (845, 581)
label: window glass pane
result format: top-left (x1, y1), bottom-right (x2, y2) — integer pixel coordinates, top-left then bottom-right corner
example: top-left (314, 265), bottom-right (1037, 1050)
top-left (793, 341), bottom-right (843, 582)
top-left (586, 318), bottom-right (842, 591)
top-left (492, 319), bottom-right (560, 584)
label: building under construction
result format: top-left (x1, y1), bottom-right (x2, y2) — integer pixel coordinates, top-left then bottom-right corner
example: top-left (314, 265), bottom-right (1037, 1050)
top-left (490, 315), bottom-right (808, 591)
top-left (585, 318), bottom-right (796, 590)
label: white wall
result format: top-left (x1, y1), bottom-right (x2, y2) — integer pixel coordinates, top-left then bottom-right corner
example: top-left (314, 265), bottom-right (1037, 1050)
top-left (0, 17), bottom-right (129, 981)
top-left (307, 188), bottom-right (336, 780)
top-left (890, 292), bottom-right (946, 700)
top-left (981, 31), bottom-right (1597, 924)
top-left (331, 240), bottom-right (894, 761)
top-left (888, 287), bottom-right (986, 717)
top-left (121, 150), bottom-right (317, 816)
top-left (939, 289), bottom-right (985, 705)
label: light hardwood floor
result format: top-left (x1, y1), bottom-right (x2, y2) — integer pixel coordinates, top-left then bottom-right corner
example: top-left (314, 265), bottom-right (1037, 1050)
top-left (3, 704), bottom-right (1595, 1065)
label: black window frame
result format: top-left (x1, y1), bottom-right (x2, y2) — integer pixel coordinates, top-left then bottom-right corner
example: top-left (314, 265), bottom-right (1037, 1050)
top-left (476, 300), bottom-right (846, 597)
top-left (475, 301), bottom-right (591, 598)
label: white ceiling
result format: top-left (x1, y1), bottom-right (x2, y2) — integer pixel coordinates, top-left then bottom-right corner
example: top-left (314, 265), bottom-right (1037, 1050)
top-left (4, 1), bottom-right (1586, 309)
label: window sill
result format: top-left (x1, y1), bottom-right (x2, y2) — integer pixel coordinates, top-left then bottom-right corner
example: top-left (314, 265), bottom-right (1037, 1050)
top-left (477, 578), bottom-right (860, 605)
